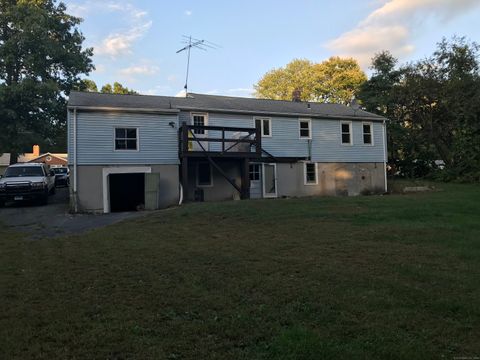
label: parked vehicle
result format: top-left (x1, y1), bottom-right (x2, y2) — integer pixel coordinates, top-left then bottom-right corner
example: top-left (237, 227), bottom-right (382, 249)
top-left (52, 167), bottom-right (70, 187)
top-left (0, 163), bottom-right (55, 206)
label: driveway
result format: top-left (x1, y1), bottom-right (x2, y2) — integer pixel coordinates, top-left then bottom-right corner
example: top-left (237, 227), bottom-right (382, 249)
top-left (0, 187), bottom-right (146, 240)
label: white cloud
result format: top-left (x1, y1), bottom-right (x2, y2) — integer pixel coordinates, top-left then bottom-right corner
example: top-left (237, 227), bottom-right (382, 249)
top-left (226, 88), bottom-right (254, 97)
top-left (167, 75), bottom-right (177, 83)
top-left (185, 10), bottom-right (192, 16)
top-left (326, 0), bottom-right (480, 68)
top-left (119, 64), bottom-right (160, 76)
top-left (71, 1), bottom-right (152, 58)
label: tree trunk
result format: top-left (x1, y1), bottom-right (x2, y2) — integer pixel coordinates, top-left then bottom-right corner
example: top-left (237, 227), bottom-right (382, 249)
top-left (9, 151), bottom-right (18, 165)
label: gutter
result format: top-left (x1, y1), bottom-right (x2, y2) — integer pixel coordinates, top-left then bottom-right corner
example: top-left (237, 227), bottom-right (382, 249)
top-left (67, 105), bottom-right (179, 115)
top-left (73, 107), bottom-right (78, 212)
top-left (382, 119), bottom-right (388, 193)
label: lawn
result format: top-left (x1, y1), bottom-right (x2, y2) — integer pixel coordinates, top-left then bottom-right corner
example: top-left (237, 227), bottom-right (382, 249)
top-left (1, 182), bottom-right (479, 359)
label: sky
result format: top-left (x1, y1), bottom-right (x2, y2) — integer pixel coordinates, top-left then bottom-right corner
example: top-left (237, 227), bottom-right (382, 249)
top-left (65, 0), bottom-right (480, 97)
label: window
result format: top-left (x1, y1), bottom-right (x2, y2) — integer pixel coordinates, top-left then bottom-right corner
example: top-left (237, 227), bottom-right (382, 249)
top-left (249, 164), bottom-right (260, 181)
top-left (192, 114), bottom-right (207, 135)
top-left (341, 122), bottom-right (352, 145)
top-left (363, 123), bottom-right (373, 145)
top-left (197, 162), bottom-right (212, 186)
top-left (254, 117), bottom-right (271, 137)
top-left (115, 128), bottom-right (138, 150)
top-left (304, 163), bottom-right (318, 185)
top-left (299, 118), bottom-right (311, 139)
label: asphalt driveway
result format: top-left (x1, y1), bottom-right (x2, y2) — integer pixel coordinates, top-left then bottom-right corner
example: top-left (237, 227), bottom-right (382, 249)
top-left (0, 187), bottom-right (146, 239)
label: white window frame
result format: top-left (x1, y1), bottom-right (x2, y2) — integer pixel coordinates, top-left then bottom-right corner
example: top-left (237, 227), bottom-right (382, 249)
top-left (196, 162), bottom-right (213, 187)
top-left (114, 127), bottom-right (139, 152)
top-left (362, 122), bottom-right (374, 146)
top-left (249, 163), bottom-right (261, 181)
top-left (190, 112), bottom-right (209, 136)
top-left (298, 118), bottom-right (312, 139)
top-left (304, 162), bottom-right (318, 185)
top-left (340, 121), bottom-right (353, 146)
top-left (253, 117), bottom-right (272, 137)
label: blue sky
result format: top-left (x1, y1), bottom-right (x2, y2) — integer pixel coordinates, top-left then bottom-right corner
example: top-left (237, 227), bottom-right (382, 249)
top-left (65, 0), bottom-right (480, 97)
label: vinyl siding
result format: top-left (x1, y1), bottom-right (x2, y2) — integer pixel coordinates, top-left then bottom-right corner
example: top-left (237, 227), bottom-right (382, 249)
top-left (68, 111), bottom-right (179, 165)
top-left (179, 111), bottom-right (385, 162)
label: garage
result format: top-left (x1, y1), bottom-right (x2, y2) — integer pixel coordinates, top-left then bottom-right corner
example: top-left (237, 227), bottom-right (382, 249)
top-left (109, 173), bottom-right (145, 212)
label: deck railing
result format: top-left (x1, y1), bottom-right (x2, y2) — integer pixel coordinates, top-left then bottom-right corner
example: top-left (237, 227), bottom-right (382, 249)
top-left (179, 122), bottom-right (262, 158)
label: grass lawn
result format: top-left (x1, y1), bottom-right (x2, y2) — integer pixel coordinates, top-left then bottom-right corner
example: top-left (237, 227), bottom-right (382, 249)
top-left (1, 182), bottom-right (479, 359)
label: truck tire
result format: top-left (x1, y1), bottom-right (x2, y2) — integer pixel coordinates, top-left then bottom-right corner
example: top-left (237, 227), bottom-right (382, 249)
top-left (0, 200), bottom-right (5, 208)
top-left (40, 193), bottom-right (49, 206)
top-left (50, 186), bottom-right (56, 195)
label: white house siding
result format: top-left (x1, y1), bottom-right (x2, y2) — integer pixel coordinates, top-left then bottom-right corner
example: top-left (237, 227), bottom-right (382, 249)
top-left (178, 111), bottom-right (385, 163)
top-left (68, 111), bottom-right (180, 165)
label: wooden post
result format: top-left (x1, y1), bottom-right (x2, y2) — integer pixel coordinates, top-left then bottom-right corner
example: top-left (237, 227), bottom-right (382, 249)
top-left (241, 158), bottom-right (250, 200)
top-left (181, 121), bottom-right (189, 155)
top-left (255, 123), bottom-right (262, 157)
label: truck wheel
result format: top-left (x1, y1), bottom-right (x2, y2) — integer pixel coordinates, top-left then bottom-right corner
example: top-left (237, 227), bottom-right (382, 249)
top-left (50, 186), bottom-right (56, 195)
top-left (0, 200), bottom-right (5, 208)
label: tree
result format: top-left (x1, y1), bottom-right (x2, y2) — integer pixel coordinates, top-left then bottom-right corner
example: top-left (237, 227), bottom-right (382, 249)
top-left (101, 82), bottom-right (137, 95)
top-left (358, 37), bottom-right (480, 181)
top-left (254, 57), bottom-right (366, 104)
top-left (79, 79), bottom-right (98, 92)
top-left (0, 0), bottom-right (93, 162)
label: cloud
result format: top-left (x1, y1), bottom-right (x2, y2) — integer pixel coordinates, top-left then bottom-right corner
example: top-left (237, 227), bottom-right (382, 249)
top-left (185, 10), bottom-right (192, 16)
top-left (326, 0), bottom-right (480, 68)
top-left (226, 88), bottom-right (254, 97)
top-left (71, 1), bottom-right (152, 58)
top-left (119, 64), bottom-right (160, 77)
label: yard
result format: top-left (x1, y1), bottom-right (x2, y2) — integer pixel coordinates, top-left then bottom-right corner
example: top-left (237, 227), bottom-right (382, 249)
top-left (0, 182), bottom-right (479, 359)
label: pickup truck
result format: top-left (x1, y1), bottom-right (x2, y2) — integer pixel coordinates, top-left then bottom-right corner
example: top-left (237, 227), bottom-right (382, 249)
top-left (0, 163), bottom-right (56, 207)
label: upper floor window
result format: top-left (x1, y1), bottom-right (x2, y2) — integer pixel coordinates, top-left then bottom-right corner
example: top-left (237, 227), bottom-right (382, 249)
top-left (254, 117), bottom-right (271, 137)
top-left (299, 118), bottom-right (311, 139)
top-left (304, 162), bottom-right (318, 185)
top-left (341, 122), bottom-right (352, 145)
top-left (115, 128), bottom-right (138, 150)
top-left (363, 122), bottom-right (373, 145)
top-left (191, 113), bottom-right (208, 135)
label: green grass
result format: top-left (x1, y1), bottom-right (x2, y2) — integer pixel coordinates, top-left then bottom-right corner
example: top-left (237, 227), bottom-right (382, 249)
top-left (1, 182), bottom-right (479, 359)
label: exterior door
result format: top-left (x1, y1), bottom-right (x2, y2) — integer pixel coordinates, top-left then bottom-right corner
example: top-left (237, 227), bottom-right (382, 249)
top-left (190, 113), bottom-right (209, 151)
top-left (262, 163), bottom-right (277, 198)
top-left (249, 163), bottom-right (262, 199)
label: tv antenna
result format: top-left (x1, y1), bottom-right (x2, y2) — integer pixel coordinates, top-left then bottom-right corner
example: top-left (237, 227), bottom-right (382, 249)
top-left (176, 35), bottom-right (220, 95)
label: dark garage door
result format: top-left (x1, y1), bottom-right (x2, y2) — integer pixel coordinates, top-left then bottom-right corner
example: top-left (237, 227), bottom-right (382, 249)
top-left (109, 173), bottom-right (145, 212)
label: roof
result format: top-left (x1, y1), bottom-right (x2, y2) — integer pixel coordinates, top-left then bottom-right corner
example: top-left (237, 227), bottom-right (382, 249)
top-left (68, 91), bottom-right (386, 121)
top-left (1, 153), bottom-right (68, 165)
top-left (27, 153), bottom-right (68, 163)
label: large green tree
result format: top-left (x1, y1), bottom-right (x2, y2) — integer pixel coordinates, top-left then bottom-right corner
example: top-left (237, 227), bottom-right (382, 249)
top-left (0, 0), bottom-right (93, 162)
top-left (101, 82), bottom-right (137, 95)
top-left (254, 57), bottom-right (367, 104)
top-left (358, 37), bottom-right (480, 181)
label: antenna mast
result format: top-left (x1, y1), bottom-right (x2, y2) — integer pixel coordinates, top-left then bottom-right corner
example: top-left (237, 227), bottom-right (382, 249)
top-left (176, 35), bottom-right (220, 95)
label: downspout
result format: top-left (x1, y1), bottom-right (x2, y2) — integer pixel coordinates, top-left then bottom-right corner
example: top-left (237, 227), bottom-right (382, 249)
top-left (73, 107), bottom-right (78, 212)
top-left (382, 119), bottom-right (388, 193)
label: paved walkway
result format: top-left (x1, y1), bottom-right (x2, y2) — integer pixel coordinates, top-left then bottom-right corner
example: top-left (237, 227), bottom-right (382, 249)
top-left (0, 187), bottom-right (145, 240)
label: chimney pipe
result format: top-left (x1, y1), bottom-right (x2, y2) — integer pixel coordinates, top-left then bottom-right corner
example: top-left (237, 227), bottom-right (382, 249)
top-left (33, 145), bottom-right (40, 157)
top-left (292, 88), bottom-right (302, 102)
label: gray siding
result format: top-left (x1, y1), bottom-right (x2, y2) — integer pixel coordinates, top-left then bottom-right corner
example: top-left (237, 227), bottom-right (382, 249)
top-left (68, 111), bottom-right (179, 165)
top-left (179, 111), bottom-right (385, 163)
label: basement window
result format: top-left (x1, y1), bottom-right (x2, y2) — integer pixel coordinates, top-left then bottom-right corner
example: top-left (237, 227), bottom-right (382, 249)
top-left (341, 122), bottom-right (352, 145)
top-left (115, 128), bottom-right (138, 150)
top-left (299, 118), bottom-right (311, 139)
top-left (304, 163), bottom-right (318, 185)
top-left (363, 122), bottom-right (373, 145)
top-left (197, 162), bottom-right (213, 187)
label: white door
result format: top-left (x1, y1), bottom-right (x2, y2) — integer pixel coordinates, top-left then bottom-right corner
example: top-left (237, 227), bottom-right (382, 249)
top-left (190, 113), bottom-right (209, 151)
top-left (262, 163), bottom-right (277, 198)
top-left (249, 163), bottom-right (262, 199)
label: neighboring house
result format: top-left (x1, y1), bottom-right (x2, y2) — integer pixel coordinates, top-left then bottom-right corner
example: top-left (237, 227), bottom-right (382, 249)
top-left (0, 147), bottom-right (68, 174)
top-left (67, 91), bottom-right (388, 213)
top-left (0, 154), bottom-right (9, 176)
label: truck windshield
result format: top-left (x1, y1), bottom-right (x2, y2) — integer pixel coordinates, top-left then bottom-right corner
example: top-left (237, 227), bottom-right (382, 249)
top-left (4, 166), bottom-right (44, 177)
top-left (53, 168), bottom-right (67, 174)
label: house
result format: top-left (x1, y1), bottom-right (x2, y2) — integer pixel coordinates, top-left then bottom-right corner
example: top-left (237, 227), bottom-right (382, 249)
top-left (67, 91), bottom-right (387, 213)
top-left (0, 146), bottom-right (68, 173)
